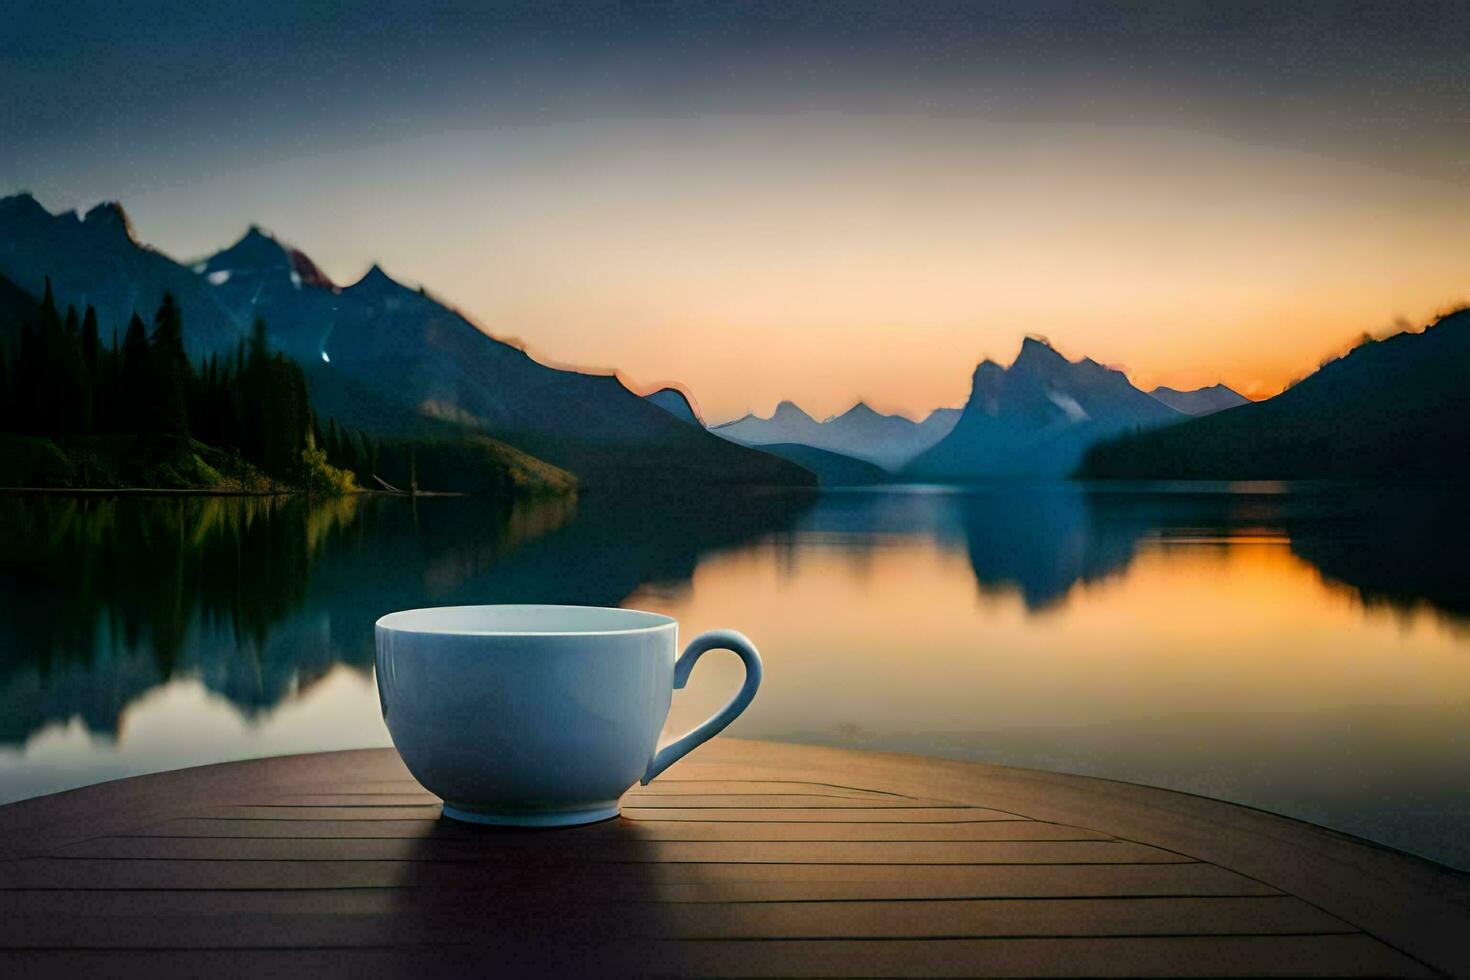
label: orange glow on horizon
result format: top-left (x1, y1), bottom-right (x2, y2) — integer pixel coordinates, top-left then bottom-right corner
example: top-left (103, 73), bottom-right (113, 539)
top-left (626, 532), bottom-right (1470, 744)
top-left (116, 115), bottom-right (1470, 423)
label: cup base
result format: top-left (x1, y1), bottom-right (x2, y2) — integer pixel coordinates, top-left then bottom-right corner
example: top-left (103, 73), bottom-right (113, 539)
top-left (440, 801), bottom-right (620, 827)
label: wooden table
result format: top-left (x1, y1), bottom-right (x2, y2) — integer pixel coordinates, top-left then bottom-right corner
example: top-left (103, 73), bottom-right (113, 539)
top-left (1, 739), bottom-right (1465, 977)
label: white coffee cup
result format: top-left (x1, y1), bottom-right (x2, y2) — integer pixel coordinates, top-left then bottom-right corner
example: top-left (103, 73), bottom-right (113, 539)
top-left (375, 604), bottom-right (761, 826)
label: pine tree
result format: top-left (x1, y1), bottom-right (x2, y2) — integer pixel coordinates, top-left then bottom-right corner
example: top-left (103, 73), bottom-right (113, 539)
top-left (343, 429), bottom-right (364, 476)
top-left (60, 305), bottom-right (90, 434)
top-left (0, 345), bottom-right (10, 428)
top-left (197, 353), bottom-right (221, 447)
top-left (326, 418), bottom-right (342, 467)
top-left (119, 312), bottom-right (150, 432)
top-left (147, 293), bottom-right (191, 437)
top-left (101, 325), bottom-right (120, 433)
top-left (12, 318), bottom-right (38, 433)
top-left (242, 318), bottom-right (270, 466)
top-left (236, 318), bottom-right (313, 482)
top-left (82, 306), bottom-right (101, 431)
top-left (33, 279), bottom-right (63, 434)
top-left (28, 279), bottom-right (91, 435)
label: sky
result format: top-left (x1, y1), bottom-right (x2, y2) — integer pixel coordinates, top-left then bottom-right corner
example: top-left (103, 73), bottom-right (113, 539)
top-left (4, 1), bottom-right (1470, 422)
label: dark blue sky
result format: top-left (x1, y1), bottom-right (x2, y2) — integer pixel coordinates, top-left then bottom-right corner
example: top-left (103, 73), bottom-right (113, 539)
top-left (7, 1), bottom-right (1470, 190)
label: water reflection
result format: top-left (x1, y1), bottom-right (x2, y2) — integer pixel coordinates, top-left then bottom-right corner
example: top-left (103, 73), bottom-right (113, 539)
top-left (0, 490), bottom-right (813, 744)
top-left (0, 494), bottom-right (353, 741)
top-left (798, 482), bottom-right (1470, 621)
top-left (1, 483), bottom-right (1467, 866)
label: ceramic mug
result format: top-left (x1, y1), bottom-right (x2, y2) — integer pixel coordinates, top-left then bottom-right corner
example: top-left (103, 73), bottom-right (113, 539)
top-left (375, 604), bottom-right (761, 826)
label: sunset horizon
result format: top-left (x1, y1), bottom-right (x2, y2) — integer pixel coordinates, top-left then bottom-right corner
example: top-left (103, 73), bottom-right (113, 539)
top-left (12, 184), bottom-right (1464, 427)
top-left (8, 3), bottom-right (1469, 423)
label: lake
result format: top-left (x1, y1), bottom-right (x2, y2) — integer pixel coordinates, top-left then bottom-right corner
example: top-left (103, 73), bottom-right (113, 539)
top-left (1, 483), bottom-right (1467, 868)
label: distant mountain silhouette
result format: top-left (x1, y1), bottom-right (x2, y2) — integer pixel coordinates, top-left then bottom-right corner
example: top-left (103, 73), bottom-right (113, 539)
top-left (713, 400), bottom-right (822, 443)
top-left (1080, 310), bottom-right (1470, 479)
top-left (919, 407), bottom-right (963, 440)
top-left (750, 443), bottom-right (888, 486)
top-left (0, 196), bottom-right (812, 489)
top-left (904, 337), bottom-right (1184, 480)
top-left (1150, 383), bottom-right (1249, 416)
top-left (0, 194), bottom-right (245, 354)
top-left (643, 386), bottom-right (702, 426)
top-left (713, 400), bottom-right (958, 470)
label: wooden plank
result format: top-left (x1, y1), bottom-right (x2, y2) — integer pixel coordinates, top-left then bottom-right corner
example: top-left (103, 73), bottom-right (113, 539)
top-left (642, 935), bottom-right (1436, 977)
top-left (0, 946), bottom-right (637, 980)
top-left (0, 871), bottom-right (1285, 915)
top-left (691, 740), bottom-right (1470, 977)
top-left (192, 806), bottom-right (445, 821)
top-left (259, 780), bottom-right (927, 803)
top-left (642, 896), bottom-right (1353, 939)
top-left (1, 740), bottom-right (1465, 976)
top-left (0, 896), bottom-right (1355, 951)
top-left (127, 817), bottom-right (1108, 841)
top-left (620, 793), bottom-right (964, 811)
top-left (52, 835), bottom-right (1190, 865)
top-left (620, 807), bottom-right (1022, 822)
top-left (0, 896), bottom-right (1352, 948)
top-left (0, 749), bottom-right (409, 859)
top-left (622, 795), bottom-right (971, 808)
top-left (638, 780), bottom-right (924, 800)
top-left (193, 803), bottom-right (1027, 822)
top-left (0, 859), bottom-right (1262, 896)
top-left (0, 935), bottom-right (1435, 978)
top-left (261, 794), bottom-right (441, 806)
top-left (262, 792), bottom-right (963, 809)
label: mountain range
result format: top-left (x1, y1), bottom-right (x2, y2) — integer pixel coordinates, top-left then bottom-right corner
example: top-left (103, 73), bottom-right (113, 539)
top-left (903, 337), bottom-right (1188, 479)
top-left (1080, 309), bottom-right (1470, 480)
top-left (0, 195), bottom-right (243, 354)
top-left (711, 401), bottom-right (961, 471)
top-left (1149, 384), bottom-right (1249, 417)
top-left (0, 195), bottom-right (811, 490)
top-left (705, 344), bottom-right (1253, 483)
top-left (13, 189), bottom-right (1438, 488)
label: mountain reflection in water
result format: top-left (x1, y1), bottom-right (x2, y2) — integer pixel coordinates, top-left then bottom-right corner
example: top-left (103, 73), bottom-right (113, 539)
top-left (1, 483), bottom-right (1467, 867)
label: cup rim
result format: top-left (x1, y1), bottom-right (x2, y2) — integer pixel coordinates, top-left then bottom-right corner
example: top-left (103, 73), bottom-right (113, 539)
top-left (375, 604), bottom-right (676, 637)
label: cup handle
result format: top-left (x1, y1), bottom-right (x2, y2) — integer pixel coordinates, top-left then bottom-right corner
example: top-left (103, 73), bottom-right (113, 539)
top-left (642, 630), bottom-right (762, 785)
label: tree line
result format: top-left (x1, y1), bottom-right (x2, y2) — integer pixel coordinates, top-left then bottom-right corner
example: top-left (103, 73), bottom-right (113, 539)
top-left (0, 277), bottom-right (377, 487)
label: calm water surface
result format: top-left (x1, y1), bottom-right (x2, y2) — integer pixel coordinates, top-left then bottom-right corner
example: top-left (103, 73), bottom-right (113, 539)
top-left (1, 484), bottom-right (1467, 867)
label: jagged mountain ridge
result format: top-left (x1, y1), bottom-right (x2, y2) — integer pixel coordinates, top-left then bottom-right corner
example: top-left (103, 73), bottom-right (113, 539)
top-left (197, 226), bottom-right (814, 488)
top-left (0, 194), bottom-right (245, 353)
top-left (904, 337), bottom-right (1185, 479)
top-left (713, 400), bottom-right (959, 471)
top-left (1150, 383), bottom-right (1249, 417)
top-left (0, 195), bottom-right (812, 488)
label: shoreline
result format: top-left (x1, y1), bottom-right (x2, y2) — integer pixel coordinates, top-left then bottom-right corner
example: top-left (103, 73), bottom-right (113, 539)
top-left (0, 487), bottom-right (468, 498)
